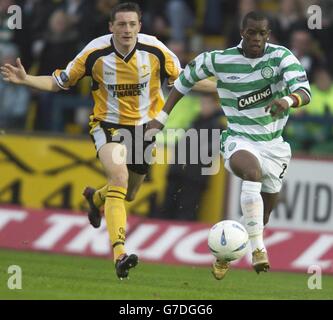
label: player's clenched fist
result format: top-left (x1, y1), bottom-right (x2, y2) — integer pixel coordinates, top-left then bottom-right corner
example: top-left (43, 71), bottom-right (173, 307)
top-left (144, 119), bottom-right (163, 141)
top-left (265, 98), bottom-right (289, 117)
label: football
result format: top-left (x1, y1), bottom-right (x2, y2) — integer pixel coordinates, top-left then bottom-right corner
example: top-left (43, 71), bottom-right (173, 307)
top-left (208, 220), bottom-right (249, 262)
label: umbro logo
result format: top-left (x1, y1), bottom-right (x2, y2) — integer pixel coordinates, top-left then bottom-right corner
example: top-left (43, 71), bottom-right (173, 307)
top-left (140, 64), bottom-right (150, 78)
top-left (140, 72), bottom-right (150, 78)
top-left (227, 75), bottom-right (240, 80)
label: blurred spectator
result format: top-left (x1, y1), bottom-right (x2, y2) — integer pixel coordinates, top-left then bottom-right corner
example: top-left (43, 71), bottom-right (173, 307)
top-left (128, 0), bottom-right (166, 35)
top-left (15, 0), bottom-right (63, 70)
top-left (307, 67), bottom-right (333, 116)
top-left (150, 14), bottom-right (169, 43)
top-left (272, 0), bottom-right (304, 45)
top-left (202, 0), bottom-right (224, 35)
top-left (310, 0), bottom-right (333, 76)
top-left (167, 40), bottom-right (188, 67)
top-left (289, 29), bottom-right (324, 82)
top-left (60, 0), bottom-right (95, 47)
top-left (89, 0), bottom-right (118, 39)
top-left (304, 67), bottom-right (333, 150)
top-left (165, 0), bottom-right (195, 42)
top-left (157, 93), bottom-right (225, 221)
top-left (45, 93), bottom-right (93, 132)
top-left (33, 9), bottom-right (84, 132)
top-left (36, 9), bottom-right (79, 75)
top-left (225, 0), bottom-right (258, 47)
top-left (285, 67), bottom-right (333, 151)
top-left (162, 95), bottom-right (202, 137)
top-left (0, 45), bottom-right (30, 130)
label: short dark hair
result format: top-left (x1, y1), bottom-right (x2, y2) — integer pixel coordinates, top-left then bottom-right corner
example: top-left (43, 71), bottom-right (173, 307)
top-left (241, 11), bottom-right (270, 29)
top-left (110, 2), bottom-right (142, 22)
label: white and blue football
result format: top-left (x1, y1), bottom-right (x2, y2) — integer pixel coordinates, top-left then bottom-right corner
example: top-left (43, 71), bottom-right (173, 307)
top-left (208, 220), bottom-right (249, 261)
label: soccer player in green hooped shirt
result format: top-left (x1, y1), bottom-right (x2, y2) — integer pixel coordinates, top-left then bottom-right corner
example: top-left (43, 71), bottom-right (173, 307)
top-left (146, 11), bottom-right (311, 280)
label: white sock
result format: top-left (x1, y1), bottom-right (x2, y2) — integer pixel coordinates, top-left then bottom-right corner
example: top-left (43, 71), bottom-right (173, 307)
top-left (240, 181), bottom-right (266, 252)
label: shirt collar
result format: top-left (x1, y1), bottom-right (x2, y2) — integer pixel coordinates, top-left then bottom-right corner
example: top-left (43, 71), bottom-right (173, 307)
top-left (110, 35), bottom-right (138, 63)
top-left (237, 40), bottom-right (269, 58)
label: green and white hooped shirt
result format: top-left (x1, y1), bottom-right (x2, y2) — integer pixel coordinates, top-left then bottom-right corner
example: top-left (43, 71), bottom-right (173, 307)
top-left (174, 41), bottom-right (311, 143)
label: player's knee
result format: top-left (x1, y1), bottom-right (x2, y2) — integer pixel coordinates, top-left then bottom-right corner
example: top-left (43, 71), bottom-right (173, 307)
top-left (109, 172), bottom-right (128, 188)
top-left (243, 169), bottom-right (262, 182)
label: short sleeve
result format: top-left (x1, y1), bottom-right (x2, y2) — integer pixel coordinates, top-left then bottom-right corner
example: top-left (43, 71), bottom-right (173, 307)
top-left (174, 52), bottom-right (215, 94)
top-left (52, 40), bottom-right (100, 90)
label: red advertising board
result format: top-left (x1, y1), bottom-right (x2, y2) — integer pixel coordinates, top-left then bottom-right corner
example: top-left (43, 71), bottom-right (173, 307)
top-left (0, 206), bottom-right (332, 274)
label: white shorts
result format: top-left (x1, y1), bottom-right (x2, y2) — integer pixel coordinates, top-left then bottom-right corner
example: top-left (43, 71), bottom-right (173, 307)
top-left (221, 135), bottom-right (291, 193)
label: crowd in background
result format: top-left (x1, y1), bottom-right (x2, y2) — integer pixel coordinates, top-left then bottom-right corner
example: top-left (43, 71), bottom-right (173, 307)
top-left (1, 0), bottom-right (333, 221)
top-left (0, 0), bottom-right (333, 154)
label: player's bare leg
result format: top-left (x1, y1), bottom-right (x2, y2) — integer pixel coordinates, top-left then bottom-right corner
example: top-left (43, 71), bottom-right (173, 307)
top-left (98, 142), bottom-right (138, 279)
top-left (125, 170), bottom-right (146, 201)
top-left (230, 150), bottom-right (270, 273)
top-left (261, 192), bottom-right (280, 226)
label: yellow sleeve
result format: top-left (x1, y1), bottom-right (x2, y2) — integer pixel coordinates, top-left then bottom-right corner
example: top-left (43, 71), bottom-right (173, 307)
top-left (164, 50), bottom-right (182, 85)
top-left (52, 48), bottom-right (96, 90)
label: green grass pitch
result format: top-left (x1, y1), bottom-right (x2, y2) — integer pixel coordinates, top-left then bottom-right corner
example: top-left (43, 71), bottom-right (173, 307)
top-left (0, 249), bottom-right (332, 300)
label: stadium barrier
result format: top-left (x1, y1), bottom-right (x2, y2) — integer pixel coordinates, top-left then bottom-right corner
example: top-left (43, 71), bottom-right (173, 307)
top-left (0, 205), bottom-right (332, 274)
top-left (0, 133), bottom-right (227, 223)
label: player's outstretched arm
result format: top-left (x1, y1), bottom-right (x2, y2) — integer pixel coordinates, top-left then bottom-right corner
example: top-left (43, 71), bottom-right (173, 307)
top-left (0, 58), bottom-right (60, 92)
top-left (192, 78), bottom-right (216, 93)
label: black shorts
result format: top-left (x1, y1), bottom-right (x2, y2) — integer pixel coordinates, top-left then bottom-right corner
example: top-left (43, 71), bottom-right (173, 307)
top-left (90, 121), bottom-right (155, 175)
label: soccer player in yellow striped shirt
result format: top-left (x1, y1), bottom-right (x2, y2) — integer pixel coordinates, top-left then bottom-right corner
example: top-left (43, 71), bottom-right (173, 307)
top-left (1, 2), bottom-right (215, 279)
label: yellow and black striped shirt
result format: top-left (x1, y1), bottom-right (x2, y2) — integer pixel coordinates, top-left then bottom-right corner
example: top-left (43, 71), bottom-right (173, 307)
top-left (53, 33), bottom-right (182, 125)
